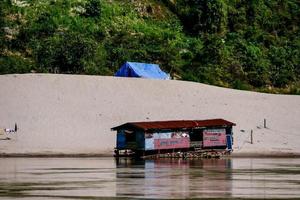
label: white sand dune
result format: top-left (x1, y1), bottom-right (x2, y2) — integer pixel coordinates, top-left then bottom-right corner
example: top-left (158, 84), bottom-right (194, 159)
top-left (0, 74), bottom-right (300, 156)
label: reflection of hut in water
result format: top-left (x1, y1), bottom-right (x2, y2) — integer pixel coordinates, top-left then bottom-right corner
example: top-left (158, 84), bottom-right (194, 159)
top-left (111, 119), bottom-right (235, 157)
top-left (115, 158), bottom-right (233, 198)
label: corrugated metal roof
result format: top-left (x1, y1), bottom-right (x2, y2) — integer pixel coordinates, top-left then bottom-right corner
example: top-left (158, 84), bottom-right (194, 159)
top-left (111, 119), bottom-right (235, 131)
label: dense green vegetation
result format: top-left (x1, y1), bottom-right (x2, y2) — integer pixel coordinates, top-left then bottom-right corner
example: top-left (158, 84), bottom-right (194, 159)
top-left (0, 0), bottom-right (300, 94)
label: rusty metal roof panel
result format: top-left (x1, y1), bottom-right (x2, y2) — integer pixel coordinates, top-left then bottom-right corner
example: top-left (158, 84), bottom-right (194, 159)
top-left (111, 119), bottom-right (235, 131)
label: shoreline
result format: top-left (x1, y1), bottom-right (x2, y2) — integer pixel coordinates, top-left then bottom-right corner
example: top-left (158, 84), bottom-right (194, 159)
top-left (0, 153), bottom-right (113, 158)
top-left (1, 152), bottom-right (300, 158)
top-left (231, 152), bottom-right (300, 158)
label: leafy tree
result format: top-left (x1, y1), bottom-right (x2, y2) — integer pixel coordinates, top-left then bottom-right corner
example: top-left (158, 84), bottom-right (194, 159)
top-left (269, 46), bottom-right (295, 87)
top-left (33, 32), bottom-right (97, 73)
top-left (83, 0), bottom-right (102, 18)
top-left (0, 56), bottom-right (34, 74)
top-left (170, 0), bottom-right (227, 34)
top-left (0, 0), bottom-right (10, 54)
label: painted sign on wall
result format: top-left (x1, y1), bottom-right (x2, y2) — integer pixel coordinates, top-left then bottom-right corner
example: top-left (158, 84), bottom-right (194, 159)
top-left (203, 129), bottom-right (226, 147)
top-left (154, 138), bottom-right (190, 150)
top-left (145, 131), bottom-right (190, 150)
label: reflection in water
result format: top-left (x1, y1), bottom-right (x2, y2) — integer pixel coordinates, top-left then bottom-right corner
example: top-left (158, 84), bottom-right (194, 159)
top-left (0, 157), bottom-right (300, 199)
top-left (116, 158), bottom-right (233, 199)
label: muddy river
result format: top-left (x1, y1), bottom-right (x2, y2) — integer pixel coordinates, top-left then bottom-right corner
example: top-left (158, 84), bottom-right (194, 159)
top-left (0, 157), bottom-right (300, 199)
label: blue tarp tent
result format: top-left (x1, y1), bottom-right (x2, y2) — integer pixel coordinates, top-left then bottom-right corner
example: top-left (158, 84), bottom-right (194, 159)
top-left (115, 62), bottom-right (170, 80)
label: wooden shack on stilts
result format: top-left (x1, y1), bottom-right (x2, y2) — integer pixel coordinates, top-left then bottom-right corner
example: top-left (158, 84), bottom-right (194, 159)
top-left (111, 119), bottom-right (235, 158)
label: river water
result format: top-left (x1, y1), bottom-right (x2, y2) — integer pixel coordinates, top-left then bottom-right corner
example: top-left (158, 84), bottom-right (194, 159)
top-left (0, 157), bottom-right (300, 199)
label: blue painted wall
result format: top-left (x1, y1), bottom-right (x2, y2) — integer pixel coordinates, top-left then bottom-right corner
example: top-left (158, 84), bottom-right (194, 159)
top-left (116, 130), bottom-right (126, 149)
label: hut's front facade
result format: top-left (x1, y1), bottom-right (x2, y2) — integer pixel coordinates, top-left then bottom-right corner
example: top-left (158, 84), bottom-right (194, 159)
top-left (111, 119), bottom-right (235, 157)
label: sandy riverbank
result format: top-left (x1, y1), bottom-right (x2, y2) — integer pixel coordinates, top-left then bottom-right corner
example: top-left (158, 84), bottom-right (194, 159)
top-left (0, 74), bottom-right (299, 157)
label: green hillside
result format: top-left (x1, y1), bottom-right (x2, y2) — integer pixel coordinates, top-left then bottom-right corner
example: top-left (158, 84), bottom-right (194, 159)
top-left (1, 0), bottom-right (300, 94)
